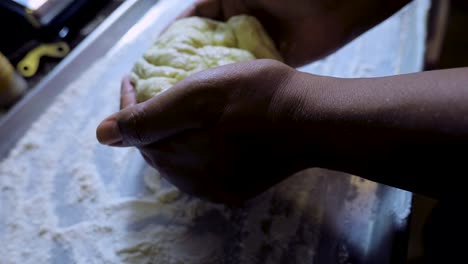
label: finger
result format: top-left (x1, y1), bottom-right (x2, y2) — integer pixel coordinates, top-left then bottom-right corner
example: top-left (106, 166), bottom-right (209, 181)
top-left (192, 0), bottom-right (249, 20)
top-left (97, 76), bottom-right (221, 147)
top-left (177, 0), bottom-right (222, 20)
top-left (98, 76), bottom-right (136, 147)
top-left (96, 59), bottom-right (243, 147)
top-left (192, 0), bottom-right (222, 19)
top-left (118, 87), bottom-right (206, 146)
top-left (96, 112), bottom-right (125, 146)
top-left (120, 76), bottom-right (137, 110)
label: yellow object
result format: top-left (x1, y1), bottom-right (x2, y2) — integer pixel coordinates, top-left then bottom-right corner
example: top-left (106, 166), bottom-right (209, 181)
top-left (131, 15), bottom-right (282, 102)
top-left (0, 52), bottom-right (27, 107)
top-left (25, 8), bottom-right (41, 29)
top-left (17, 42), bottom-right (70, 77)
top-left (0, 52), bottom-right (14, 88)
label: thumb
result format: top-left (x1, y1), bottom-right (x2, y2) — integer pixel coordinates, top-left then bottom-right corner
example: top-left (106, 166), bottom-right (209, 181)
top-left (96, 87), bottom-right (206, 147)
top-left (96, 62), bottom-right (237, 147)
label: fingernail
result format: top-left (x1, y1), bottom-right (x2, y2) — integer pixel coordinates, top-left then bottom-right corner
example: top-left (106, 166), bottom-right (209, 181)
top-left (96, 115), bottom-right (122, 145)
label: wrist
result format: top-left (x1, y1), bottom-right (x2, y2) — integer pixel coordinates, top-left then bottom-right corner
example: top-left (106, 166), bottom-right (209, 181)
top-left (272, 70), bottom-right (349, 171)
top-left (281, 72), bottom-right (391, 174)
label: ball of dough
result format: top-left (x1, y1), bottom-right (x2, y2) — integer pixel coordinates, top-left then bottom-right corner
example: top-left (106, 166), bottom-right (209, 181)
top-left (131, 15), bottom-right (282, 102)
top-left (198, 46), bottom-right (255, 68)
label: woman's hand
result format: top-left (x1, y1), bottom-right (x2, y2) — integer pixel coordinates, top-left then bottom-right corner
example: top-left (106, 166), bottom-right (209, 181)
top-left (96, 59), bottom-right (329, 203)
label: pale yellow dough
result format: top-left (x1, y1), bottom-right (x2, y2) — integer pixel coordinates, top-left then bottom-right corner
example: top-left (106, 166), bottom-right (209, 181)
top-left (131, 15), bottom-right (282, 102)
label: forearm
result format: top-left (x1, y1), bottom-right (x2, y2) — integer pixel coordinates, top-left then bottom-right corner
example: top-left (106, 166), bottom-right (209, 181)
top-left (296, 68), bottom-right (468, 199)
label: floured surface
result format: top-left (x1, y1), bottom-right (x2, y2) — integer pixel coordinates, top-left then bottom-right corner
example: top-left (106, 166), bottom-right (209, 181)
top-left (0, 0), bottom-right (427, 263)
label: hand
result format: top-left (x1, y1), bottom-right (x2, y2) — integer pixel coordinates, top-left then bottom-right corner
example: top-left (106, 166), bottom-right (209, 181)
top-left (96, 60), bottom-right (325, 203)
top-left (182, 0), bottom-right (411, 66)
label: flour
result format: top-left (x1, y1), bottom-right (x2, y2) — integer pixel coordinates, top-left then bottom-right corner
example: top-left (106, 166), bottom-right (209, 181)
top-left (0, 46), bottom-right (300, 262)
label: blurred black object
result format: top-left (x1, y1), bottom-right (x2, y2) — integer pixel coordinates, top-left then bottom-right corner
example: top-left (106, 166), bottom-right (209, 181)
top-left (425, 0), bottom-right (468, 69)
top-left (0, 0), bottom-right (122, 101)
top-left (423, 201), bottom-right (468, 263)
top-left (0, 0), bottom-right (113, 64)
top-left (411, 0), bottom-right (468, 254)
